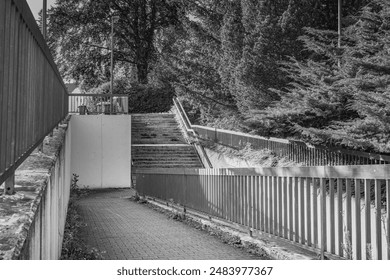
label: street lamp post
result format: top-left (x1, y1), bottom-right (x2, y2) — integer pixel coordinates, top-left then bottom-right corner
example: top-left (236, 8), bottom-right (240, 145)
top-left (110, 15), bottom-right (119, 114)
top-left (42, 0), bottom-right (47, 39)
top-left (338, 0), bottom-right (342, 67)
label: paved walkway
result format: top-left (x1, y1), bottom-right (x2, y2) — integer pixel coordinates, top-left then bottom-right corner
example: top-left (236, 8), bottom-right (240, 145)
top-left (77, 189), bottom-right (261, 260)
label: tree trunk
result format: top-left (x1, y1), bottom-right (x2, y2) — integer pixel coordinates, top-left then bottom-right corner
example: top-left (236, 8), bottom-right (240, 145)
top-left (137, 61), bottom-right (148, 84)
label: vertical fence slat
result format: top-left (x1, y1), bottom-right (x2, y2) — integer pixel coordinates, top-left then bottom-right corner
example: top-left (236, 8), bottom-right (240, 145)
top-left (249, 176), bottom-right (253, 229)
top-left (355, 179), bottom-right (362, 259)
top-left (254, 176), bottom-right (259, 230)
top-left (365, 179), bottom-right (371, 259)
top-left (228, 173), bottom-right (232, 222)
top-left (346, 179), bottom-right (352, 258)
top-left (300, 177), bottom-right (305, 244)
top-left (1, 0), bottom-right (11, 175)
top-left (268, 176), bottom-right (273, 234)
top-left (375, 179), bottom-right (382, 260)
top-left (278, 177), bottom-right (283, 237)
top-left (313, 178), bottom-right (318, 248)
top-left (320, 178), bottom-right (327, 258)
top-left (387, 179), bottom-right (390, 260)
top-left (306, 177), bottom-right (312, 246)
top-left (260, 176), bottom-right (264, 232)
top-left (243, 175), bottom-right (248, 226)
top-left (329, 179), bottom-right (335, 254)
top-left (273, 176), bottom-right (278, 235)
top-left (337, 178), bottom-right (344, 257)
top-left (6, 2), bottom-right (16, 168)
top-left (235, 175), bottom-right (239, 224)
top-left (239, 176), bottom-right (246, 225)
top-left (264, 176), bottom-right (268, 233)
top-left (289, 177), bottom-right (293, 241)
top-left (294, 177), bottom-right (299, 243)
top-left (284, 176), bottom-right (289, 239)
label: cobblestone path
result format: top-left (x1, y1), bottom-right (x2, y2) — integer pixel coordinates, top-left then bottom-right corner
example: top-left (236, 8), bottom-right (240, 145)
top-left (77, 188), bottom-right (262, 260)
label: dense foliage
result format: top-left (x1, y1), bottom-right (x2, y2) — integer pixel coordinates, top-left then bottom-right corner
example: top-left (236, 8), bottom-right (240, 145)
top-left (48, 0), bottom-right (179, 87)
top-left (258, 0), bottom-right (390, 152)
top-left (48, 0), bottom-right (390, 153)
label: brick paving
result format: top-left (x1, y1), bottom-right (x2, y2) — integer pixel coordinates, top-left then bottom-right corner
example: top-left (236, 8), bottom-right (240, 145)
top-left (77, 188), bottom-right (261, 260)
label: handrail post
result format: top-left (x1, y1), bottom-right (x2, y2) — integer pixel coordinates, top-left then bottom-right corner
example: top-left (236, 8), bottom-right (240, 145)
top-left (38, 141), bottom-right (44, 152)
top-left (3, 172), bottom-right (15, 195)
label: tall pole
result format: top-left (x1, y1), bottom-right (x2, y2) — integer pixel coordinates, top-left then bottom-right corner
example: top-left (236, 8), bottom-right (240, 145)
top-left (110, 16), bottom-right (114, 114)
top-left (43, 0), bottom-right (47, 39)
top-left (110, 15), bottom-right (119, 114)
top-left (338, 0), bottom-right (342, 67)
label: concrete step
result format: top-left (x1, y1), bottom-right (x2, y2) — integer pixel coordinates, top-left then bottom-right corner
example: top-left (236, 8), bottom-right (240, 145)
top-left (132, 155), bottom-right (200, 159)
top-left (134, 164), bottom-right (203, 169)
top-left (131, 113), bottom-right (203, 168)
top-left (132, 140), bottom-right (185, 145)
top-left (133, 159), bottom-right (201, 163)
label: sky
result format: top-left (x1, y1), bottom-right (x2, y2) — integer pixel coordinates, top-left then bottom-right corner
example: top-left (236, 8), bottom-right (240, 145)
top-left (26, 0), bottom-right (56, 19)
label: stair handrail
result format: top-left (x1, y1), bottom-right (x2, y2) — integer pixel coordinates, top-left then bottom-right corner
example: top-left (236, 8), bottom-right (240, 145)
top-left (173, 97), bottom-right (193, 132)
top-left (174, 100), bottom-right (390, 166)
top-left (173, 98), bottom-right (213, 168)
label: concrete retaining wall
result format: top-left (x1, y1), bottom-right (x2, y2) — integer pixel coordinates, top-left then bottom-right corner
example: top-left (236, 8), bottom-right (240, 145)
top-left (1, 115), bottom-right (132, 259)
top-left (4, 122), bottom-right (72, 260)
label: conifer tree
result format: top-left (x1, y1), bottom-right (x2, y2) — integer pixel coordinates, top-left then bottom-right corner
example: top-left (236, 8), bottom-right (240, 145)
top-left (326, 0), bottom-right (390, 152)
top-left (253, 0), bottom-right (390, 153)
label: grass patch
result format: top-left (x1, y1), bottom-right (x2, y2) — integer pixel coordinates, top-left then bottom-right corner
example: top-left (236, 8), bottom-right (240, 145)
top-left (61, 174), bottom-right (104, 260)
top-left (203, 141), bottom-right (299, 167)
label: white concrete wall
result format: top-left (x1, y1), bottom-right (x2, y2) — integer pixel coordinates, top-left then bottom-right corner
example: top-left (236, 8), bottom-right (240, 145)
top-left (70, 115), bottom-right (131, 189)
top-left (19, 125), bottom-right (72, 259)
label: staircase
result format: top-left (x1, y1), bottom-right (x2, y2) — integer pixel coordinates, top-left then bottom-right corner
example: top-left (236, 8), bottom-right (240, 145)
top-left (131, 113), bottom-right (204, 169)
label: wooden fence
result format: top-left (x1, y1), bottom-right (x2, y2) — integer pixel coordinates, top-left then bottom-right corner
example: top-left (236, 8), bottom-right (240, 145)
top-left (0, 0), bottom-right (68, 186)
top-left (136, 165), bottom-right (390, 260)
top-left (173, 98), bottom-right (390, 166)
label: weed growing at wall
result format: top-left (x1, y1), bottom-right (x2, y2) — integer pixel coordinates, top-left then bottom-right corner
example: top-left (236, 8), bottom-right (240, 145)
top-left (61, 174), bottom-right (104, 260)
top-left (144, 197), bottom-right (271, 260)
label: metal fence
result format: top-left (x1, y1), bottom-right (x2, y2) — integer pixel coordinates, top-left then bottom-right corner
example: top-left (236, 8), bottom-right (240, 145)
top-left (68, 94), bottom-right (129, 115)
top-left (136, 165), bottom-right (390, 260)
top-left (0, 0), bottom-right (68, 185)
top-left (173, 98), bottom-right (390, 166)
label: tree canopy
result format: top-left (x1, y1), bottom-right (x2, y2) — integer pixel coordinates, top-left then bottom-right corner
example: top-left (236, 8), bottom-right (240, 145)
top-left (49, 0), bottom-right (390, 153)
top-left (48, 0), bottom-right (179, 87)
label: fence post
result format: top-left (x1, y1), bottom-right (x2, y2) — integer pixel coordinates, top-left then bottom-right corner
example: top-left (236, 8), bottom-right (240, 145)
top-left (3, 172), bottom-right (15, 195)
top-left (38, 141), bottom-right (44, 153)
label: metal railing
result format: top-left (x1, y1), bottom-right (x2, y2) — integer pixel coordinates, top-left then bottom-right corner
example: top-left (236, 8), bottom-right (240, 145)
top-left (173, 98), bottom-right (390, 166)
top-left (0, 0), bottom-right (68, 186)
top-left (68, 94), bottom-right (129, 115)
top-left (136, 165), bottom-right (390, 260)
top-left (173, 98), bottom-right (212, 168)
